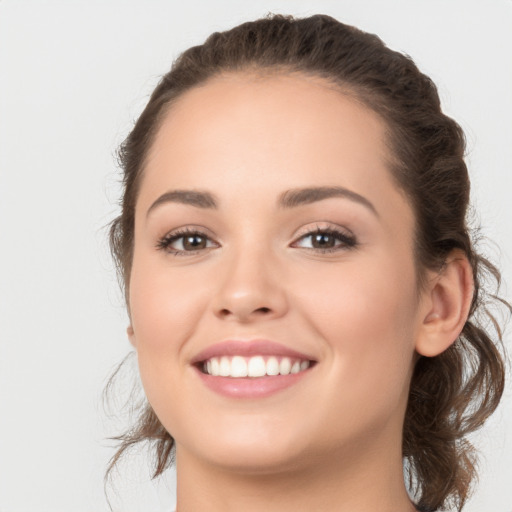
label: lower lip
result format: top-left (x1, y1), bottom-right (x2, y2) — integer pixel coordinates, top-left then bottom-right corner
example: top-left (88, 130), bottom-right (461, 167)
top-left (194, 367), bottom-right (312, 398)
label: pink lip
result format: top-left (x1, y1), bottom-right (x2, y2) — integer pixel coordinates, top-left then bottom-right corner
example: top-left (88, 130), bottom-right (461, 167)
top-left (191, 339), bottom-right (316, 399)
top-left (195, 370), bottom-right (311, 398)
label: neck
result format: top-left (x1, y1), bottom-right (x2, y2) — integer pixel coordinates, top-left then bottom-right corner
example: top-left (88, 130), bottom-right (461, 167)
top-left (174, 432), bottom-right (416, 512)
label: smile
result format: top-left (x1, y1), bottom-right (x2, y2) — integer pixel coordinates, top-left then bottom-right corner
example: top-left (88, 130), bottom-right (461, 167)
top-left (192, 339), bottom-right (316, 398)
top-left (202, 355), bottom-right (311, 378)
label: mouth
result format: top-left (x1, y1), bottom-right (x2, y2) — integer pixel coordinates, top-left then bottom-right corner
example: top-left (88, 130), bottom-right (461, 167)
top-left (191, 339), bottom-right (317, 398)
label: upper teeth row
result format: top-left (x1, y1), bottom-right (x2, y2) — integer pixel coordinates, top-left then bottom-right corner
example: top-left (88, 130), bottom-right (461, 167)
top-left (203, 356), bottom-right (310, 378)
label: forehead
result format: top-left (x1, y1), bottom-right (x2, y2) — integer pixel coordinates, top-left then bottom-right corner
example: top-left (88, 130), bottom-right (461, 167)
top-left (150, 72), bottom-right (388, 164)
top-left (145, 74), bottom-right (390, 181)
top-left (139, 72), bottom-right (411, 227)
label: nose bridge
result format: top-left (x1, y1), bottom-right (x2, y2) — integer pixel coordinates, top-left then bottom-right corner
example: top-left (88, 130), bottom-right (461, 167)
top-left (213, 234), bottom-right (287, 321)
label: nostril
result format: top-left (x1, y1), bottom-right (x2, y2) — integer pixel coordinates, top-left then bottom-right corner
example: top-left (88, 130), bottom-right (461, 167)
top-left (217, 306), bottom-right (272, 318)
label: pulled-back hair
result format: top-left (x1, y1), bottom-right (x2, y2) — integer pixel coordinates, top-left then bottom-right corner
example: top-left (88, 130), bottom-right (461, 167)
top-left (107, 14), bottom-right (509, 511)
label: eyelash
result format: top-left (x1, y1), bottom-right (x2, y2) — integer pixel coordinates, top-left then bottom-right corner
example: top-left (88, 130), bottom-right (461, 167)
top-left (156, 227), bottom-right (216, 256)
top-left (156, 226), bottom-right (358, 256)
top-left (293, 227), bottom-right (358, 253)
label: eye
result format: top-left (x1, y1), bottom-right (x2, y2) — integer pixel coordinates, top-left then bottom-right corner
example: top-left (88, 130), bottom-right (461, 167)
top-left (292, 227), bottom-right (357, 253)
top-left (156, 228), bottom-right (218, 255)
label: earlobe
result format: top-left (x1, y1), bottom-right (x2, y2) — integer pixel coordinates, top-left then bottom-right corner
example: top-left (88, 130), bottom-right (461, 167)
top-left (415, 251), bottom-right (474, 357)
top-left (127, 325), bottom-right (137, 348)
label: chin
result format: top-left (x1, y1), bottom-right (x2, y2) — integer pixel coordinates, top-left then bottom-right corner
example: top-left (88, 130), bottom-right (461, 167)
top-left (197, 445), bottom-right (309, 475)
top-left (175, 418), bottom-right (314, 474)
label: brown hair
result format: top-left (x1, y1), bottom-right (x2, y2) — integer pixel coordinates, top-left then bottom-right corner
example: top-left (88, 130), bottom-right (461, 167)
top-left (106, 14), bottom-right (509, 511)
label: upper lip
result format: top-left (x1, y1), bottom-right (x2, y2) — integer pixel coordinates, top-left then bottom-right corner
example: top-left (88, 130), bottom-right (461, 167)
top-left (191, 339), bottom-right (317, 364)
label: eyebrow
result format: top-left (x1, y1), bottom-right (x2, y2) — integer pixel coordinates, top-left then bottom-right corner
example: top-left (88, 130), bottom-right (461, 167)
top-left (146, 185), bottom-right (378, 217)
top-left (147, 190), bottom-right (218, 217)
top-left (278, 186), bottom-right (378, 216)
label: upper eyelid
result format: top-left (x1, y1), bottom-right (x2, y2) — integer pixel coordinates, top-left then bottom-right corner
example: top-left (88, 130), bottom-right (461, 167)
top-left (157, 223), bottom-right (356, 247)
top-left (161, 225), bottom-right (217, 240)
top-left (160, 223), bottom-right (354, 238)
top-left (292, 222), bottom-right (355, 239)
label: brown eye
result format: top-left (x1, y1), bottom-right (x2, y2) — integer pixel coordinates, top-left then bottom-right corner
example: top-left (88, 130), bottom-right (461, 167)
top-left (311, 233), bottom-right (336, 249)
top-left (292, 228), bottom-right (357, 253)
top-left (157, 229), bottom-right (217, 254)
top-left (182, 234), bottom-right (207, 250)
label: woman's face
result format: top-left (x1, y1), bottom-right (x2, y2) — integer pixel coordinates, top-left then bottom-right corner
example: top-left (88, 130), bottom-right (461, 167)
top-left (128, 73), bottom-right (428, 472)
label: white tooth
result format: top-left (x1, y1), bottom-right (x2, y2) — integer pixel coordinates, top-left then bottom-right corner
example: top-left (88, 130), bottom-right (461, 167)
top-left (279, 357), bottom-right (292, 375)
top-left (219, 356), bottom-right (231, 377)
top-left (248, 356), bottom-right (266, 377)
top-left (211, 357), bottom-right (220, 376)
top-left (291, 361), bottom-right (301, 374)
top-left (300, 360), bottom-right (310, 371)
top-left (266, 356), bottom-right (280, 376)
top-left (206, 360), bottom-right (212, 374)
top-left (231, 356), bottom-right (248, 377)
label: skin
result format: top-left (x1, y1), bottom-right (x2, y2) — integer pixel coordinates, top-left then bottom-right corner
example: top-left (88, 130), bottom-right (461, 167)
top-left (127, 73), bottom-right (473, 512)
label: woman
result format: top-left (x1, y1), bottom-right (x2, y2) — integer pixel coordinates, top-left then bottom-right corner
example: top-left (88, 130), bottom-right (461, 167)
top-left (106, 14), bottom-right (508, 512)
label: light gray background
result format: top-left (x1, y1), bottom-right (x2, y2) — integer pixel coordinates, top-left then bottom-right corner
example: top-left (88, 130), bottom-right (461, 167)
top-left (0, 1), bottom-right (511, 511)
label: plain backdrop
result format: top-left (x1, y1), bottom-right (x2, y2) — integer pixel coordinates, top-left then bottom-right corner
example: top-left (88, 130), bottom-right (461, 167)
top-left (0, 1), bottom-right (511, 511)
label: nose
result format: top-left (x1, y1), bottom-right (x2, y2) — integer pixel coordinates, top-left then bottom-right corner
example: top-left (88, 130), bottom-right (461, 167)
top-left (212, 248), bottom-right (288, 323)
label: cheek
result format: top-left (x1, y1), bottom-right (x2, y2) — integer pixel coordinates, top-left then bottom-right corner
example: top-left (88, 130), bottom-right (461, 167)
top-left (299, 251), bottom-right (417, 327)
top-left (295, 254), bottom-right (418, 392)
top-left (128, 259), bottom-right (210, 428)
top-left (129, 254), bottom-right (209, 359)
top-left (288, 260), bottom-right (418, 442)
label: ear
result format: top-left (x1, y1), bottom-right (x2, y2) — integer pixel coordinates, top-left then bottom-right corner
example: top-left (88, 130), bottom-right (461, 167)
top-left (415, 250), bottom-right (474, 357)
top-left (127, 325), bottom-right (137, 348)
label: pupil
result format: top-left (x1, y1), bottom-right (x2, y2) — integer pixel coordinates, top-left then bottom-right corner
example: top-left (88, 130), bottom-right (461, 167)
top-left (313, 233), bottom-right (334, 248)
top-left (184, 235), bottom-right (206, 250)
